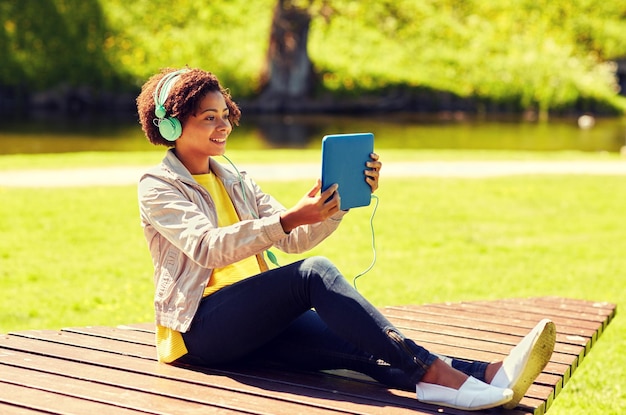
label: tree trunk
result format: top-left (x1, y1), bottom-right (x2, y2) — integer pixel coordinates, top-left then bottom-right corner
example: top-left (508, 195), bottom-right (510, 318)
top-left (259, 0), bottom-right (315, 111)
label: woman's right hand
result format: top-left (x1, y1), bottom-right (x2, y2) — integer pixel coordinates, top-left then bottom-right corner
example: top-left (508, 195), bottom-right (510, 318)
top-left (279, 179), bottom-right (341, 233)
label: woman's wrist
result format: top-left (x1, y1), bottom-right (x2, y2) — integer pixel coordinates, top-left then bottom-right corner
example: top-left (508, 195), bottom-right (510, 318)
top-left (279, 210), bottom-right (298, 233)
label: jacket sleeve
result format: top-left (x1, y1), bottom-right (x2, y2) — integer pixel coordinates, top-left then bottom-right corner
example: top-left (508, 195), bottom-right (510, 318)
top-left (248, 176), bottom-right (348, 254)
top-left (138, 174), bottom-right (287, 269)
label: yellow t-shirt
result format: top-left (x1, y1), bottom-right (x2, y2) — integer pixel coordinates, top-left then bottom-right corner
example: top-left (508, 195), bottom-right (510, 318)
top-left (155, 171), bottom-right (265, 363)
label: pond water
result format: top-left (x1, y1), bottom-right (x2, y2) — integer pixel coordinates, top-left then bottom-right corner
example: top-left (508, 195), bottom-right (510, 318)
top-left (1, 112), bottom-right (625, 155)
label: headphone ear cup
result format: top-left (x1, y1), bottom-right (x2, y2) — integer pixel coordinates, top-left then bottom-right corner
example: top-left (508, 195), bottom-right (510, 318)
top-left (158, 116), bottom-right (182, 141)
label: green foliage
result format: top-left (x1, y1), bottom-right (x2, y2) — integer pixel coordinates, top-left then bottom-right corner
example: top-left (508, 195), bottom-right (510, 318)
top-left (99, 0), bottom-right (275, 95)
top-left (307, 0), bottom-right (626, 114)
top-left (0, 0), bottom-right (625, 111)
top-left (0, 0), bottom-right (125, 89)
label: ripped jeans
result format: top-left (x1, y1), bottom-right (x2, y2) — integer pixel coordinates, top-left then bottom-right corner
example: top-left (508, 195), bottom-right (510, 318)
top-left (177, 256), bottom-right (488, 390)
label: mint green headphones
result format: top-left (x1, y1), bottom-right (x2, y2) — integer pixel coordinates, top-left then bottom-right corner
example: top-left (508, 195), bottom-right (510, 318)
top-left (153, 69), bottom-right (188, 141)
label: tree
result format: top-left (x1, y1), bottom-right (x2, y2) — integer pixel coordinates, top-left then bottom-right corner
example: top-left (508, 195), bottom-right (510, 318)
top-left (258, 0), bottom-right (317, 111)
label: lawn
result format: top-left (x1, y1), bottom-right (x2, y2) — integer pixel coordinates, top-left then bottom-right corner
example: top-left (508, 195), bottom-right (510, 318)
top-left (0, 150), bottom-right (624, 415)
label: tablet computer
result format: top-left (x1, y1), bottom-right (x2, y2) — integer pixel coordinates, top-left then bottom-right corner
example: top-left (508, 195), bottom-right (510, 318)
top-left (321, 132), bottom-right (374, 210)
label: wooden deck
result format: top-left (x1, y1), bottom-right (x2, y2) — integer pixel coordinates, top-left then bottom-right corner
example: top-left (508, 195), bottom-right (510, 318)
top-left (0, 296), bottom-right (616, 415)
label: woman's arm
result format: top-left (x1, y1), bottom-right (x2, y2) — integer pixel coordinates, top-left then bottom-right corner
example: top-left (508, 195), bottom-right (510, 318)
top-left (139, 175), bottom-right (285, 268)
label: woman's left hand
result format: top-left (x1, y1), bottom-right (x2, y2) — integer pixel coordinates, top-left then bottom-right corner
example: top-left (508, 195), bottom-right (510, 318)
top-left (365, 152), bottom-right (382, 193)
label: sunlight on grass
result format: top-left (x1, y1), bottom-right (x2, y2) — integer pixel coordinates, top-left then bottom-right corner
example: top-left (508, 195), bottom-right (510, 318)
top-left (1, 153), bottom-right (624, 415)
top-left (1, 148), bottom-right (622, 171)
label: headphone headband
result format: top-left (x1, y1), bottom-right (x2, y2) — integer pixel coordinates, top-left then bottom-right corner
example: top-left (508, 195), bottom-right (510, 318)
top-left (153, 69), bottom-right (189, 141)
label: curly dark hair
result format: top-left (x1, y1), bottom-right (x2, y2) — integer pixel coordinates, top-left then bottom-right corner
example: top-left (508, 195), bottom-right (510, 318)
top-left (136, 67), bottom-right (242, 146)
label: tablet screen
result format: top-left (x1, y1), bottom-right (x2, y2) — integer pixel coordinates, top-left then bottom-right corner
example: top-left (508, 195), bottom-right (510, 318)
top-left (321, 133), bottom-right (374, 210)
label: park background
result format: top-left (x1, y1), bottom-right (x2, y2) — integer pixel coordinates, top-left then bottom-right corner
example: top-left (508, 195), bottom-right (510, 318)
top-left (1, 1), bottom-right (626, 414)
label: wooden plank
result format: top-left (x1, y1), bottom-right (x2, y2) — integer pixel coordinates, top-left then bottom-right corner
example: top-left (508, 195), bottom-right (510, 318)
top-left (467, 298), bottom-right (614, 340)
top-left (415, 298), bottom-right (616, 414)
top-left (409, 302), bottom-right (602, 334)
top-left (423, 299), bottom-right (609, 360)
top-left (0, 350), bottom-right (361, 415)
top-left (387, 303), bottom-right (598, 355)
top-left (9, 330), bottom-right (156, 360)
top-left (62, 325), bottom-right (156, 345)
top-left (479, 297), bottom-right (615, 321)
top-left (4, 326), bottom-right (543, 414)
top-left (385, 299), bottom-right (616, 414)
top-left (30, 324), bottom-right (572, 391)
top-left (0, 363), bottom-right (245, 415)
top-left (492, 297), bottom-right (617, 322)
top-left (0, 397), bottom-right (62, 415)
top-left (382, 310), bottom-right (575, 370)
top-left (386, 314), bottom-right (579, 359)
top-left (0, 380), bottom-right (147, 415)
top-left (0, 334), bottom-right (453, 415)
top-left (66, 319), bottom-right (577, 368)
top-left (116, 322), bottom-right (155, 333)
top-left (383, 305), bottom-right (592, 349)
top-left (484, 297), bottom-right (613, 353)
top-left (65, 325), bottom-right (556, 414)
top-left (0, 297), bottom-right (614, 415)
top-left (43, 320), bottom-right (573, 409)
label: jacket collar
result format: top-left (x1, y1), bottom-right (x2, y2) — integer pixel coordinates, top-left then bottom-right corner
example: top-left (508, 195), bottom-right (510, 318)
top-left (161, 148), bottom-right (240, 185)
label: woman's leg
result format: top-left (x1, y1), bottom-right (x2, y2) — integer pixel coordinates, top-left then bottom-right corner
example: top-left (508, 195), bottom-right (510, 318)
top-left (246, 310), bottom-right (490, 389)
top-left (179, 256), bottom-right (436, 385)
top-left (179, 256), bottom-right (513, 410)
top-left (245, 309), bottom-right (416, 391)
top-left (436, 355), bottom-right (490, 382)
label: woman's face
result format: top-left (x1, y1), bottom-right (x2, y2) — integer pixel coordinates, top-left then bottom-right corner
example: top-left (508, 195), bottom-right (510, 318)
top-left (174, 91), bottom-right (232, 173)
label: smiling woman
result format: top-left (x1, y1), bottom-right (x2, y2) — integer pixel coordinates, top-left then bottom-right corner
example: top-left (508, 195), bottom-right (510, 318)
top-left (129, 66), bottom-right (558, 412)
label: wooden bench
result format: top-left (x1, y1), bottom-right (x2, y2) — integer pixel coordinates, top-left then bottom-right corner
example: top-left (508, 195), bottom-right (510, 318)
top-left (0, 296), bottom-right (616, 415)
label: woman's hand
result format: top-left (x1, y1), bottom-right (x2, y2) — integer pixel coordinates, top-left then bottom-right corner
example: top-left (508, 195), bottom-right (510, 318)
top-left (279, 179), bottom-right (341, 233)
top-left (365, 152), bottom-right (382, 193)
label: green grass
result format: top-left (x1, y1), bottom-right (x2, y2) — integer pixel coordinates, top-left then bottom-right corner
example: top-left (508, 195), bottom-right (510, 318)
top-left (0, 151), bottom-right (624, 414)
top-left (1, 148), bottom-right (622, 171)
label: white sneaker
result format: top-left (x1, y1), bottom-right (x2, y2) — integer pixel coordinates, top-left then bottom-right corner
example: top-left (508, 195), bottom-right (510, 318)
top-left (416, 376), bottom-right (513, 411)
top-left (491, 319), bottom-right (556, 409)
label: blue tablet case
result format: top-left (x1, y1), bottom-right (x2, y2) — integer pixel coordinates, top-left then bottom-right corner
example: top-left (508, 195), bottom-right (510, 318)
top-left (321, 132), bottom-right (374, 210)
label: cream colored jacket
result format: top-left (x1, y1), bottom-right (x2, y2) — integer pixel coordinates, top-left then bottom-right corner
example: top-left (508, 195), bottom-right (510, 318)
top-left (138, 149), bottom-right (347, 332)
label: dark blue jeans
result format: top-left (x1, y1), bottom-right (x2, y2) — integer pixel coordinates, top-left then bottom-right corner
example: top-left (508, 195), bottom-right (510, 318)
top-left (178, 256), bottom-right (487, 390)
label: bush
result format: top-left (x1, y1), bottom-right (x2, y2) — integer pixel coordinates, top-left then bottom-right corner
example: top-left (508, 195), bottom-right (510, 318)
top-left (1, 0), bottom-right (625, 113)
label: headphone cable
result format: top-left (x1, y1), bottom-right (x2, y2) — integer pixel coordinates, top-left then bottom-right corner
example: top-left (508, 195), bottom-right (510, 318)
top-left (221, 154), bottom-right (379, 278)
top-left (353, 194), bottom-right (379, 290)
top-left (222, 154), bottom-right (280, 267)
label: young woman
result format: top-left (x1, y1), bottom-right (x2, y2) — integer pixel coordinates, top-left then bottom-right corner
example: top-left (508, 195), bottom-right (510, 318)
top-left (136, 67), bottom-right (556, 411)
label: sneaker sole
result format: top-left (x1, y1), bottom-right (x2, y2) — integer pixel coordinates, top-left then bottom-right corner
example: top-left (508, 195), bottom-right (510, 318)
top-left (504, 320), bottom-right (556, 409)
top-left (420, 394), bottom-right (513, 411)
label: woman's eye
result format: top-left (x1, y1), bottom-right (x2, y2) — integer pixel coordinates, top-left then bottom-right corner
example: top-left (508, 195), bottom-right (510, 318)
top-left (207, 116), bottom-right (215, 121)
